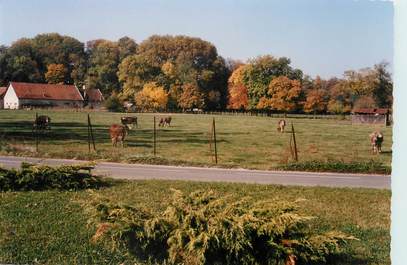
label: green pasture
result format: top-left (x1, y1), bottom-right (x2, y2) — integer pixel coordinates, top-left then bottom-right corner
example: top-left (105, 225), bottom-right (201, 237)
top-left (0, 110), bottom-right (392, 170)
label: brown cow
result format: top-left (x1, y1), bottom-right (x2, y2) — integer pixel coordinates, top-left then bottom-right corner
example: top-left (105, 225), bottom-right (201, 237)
top-left (370, 131), bottom-right (384, 154)
top-left (159, 116), bottom-right (172, 127)
top-left (277, 119), bottom-right (287, 133)
top-left (121, 116), bottom-right (138, 129)
top-left (109, 124), bottom-right (127, 147)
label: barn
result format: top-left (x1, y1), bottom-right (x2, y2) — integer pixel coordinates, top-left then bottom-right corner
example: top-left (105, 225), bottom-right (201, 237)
top-left (3, 82), bottom-right (84, 109)
top-left (351, 108), bottom-right (391, 126)
top-left (0, 87), bottom-right (6, 109)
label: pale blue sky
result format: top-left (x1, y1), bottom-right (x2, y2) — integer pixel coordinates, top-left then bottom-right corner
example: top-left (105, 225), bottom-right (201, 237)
top-left (0, 0), bottom-right (393, 79)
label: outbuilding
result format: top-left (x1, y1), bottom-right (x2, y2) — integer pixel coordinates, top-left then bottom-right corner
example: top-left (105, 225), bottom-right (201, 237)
top-left (0, 87), bottom-right (6, 109)
top-left (3, 82), bottom-right (84, 109)
top-left (351, 108), bottom-right (391, 126)
top-left (83, 87), bottom-right (104, 109)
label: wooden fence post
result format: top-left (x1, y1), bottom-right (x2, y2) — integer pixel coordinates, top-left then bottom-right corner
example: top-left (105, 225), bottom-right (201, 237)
top-left (291, 123), bottom-right (298, 162)
top-left (35, 112), bottom-right (38, 153)
top-left (208, 123), bottom-right (213, 162)
top-left (153, 116), bottom-right (156, 156)
top-left (213, 117), bottom-right (218, 164)
top-left (87, 114), bottom-right (96, 152)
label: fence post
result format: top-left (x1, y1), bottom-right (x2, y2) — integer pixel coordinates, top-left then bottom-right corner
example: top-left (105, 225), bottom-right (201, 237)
top-left (153, 116), bottom-right (156, 156)
top-left (213, 117), bottom-right (218, 164)
top-left (35, 112), bottom-right (38, 153)
top-left (291, 123), bottom-right (298, 161)
top-left (88, 114), bottom-right (96, 152)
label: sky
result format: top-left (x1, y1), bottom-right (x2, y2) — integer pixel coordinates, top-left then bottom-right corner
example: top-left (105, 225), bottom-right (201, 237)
top-left (0, 0), bottom-right (393, 79)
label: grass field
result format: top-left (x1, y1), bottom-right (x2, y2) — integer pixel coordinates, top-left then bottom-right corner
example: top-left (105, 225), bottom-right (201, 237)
top-left (0, 180), bottom-right (390, 265)
top-left (0, 110), bottom-right (392, 171)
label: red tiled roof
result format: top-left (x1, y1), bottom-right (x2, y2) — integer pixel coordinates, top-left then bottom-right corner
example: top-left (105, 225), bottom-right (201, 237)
top-left (353, 108), bottom-right (389, 115)
top-left (0, 87), bottom-right (6, 99)
top-left (84, 88), bottom-right (104, 102)
top-left (10, 82), bottom-right (83, 101)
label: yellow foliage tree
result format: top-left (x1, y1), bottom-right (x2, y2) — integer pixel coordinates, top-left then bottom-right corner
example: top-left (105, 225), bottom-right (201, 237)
top-left (135, 82), bottom-right (168, 111)
top-left (257, 76), bottom-right (301, 112)
top-left (45, 64), bottom-right (67, 84)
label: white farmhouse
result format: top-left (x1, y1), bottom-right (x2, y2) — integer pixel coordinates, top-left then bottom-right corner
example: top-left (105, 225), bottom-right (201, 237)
top-left (3, 82), bottom-right (84, 109)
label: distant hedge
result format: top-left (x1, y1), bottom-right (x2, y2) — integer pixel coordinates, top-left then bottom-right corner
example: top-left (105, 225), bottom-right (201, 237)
top-left (0, 163), bottom-right (105, 191)
top-left (280, 160), bottom-right (391, 175)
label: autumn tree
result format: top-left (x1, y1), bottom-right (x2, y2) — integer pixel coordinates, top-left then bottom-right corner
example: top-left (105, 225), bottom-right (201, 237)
top-left (353, 95), bottom-right (377, 109)
top-left (257, 76), bottom-right (302, 112)
top-left (242, 55), bottom-right (303, 108)
top-left (45, 64), bottom-right (67, 84)
top-left (31, 33), bottom-right (86, 84)
top-left (227, 65), bottom-right (249, 110)
top-left (122, 35), bottom-right (229, 109)
top-left (118, 55), bottom-right (160, 99)
top-left (135, 82), bottom-right (168, 111)
top-left (177, 83), bottom-right (204, 110)
top-left (304, 89), bottom-right (327, 114)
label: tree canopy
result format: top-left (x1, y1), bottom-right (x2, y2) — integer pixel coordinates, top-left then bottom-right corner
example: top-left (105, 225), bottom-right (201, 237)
top-left (0, 33), bottom-right (393, 114)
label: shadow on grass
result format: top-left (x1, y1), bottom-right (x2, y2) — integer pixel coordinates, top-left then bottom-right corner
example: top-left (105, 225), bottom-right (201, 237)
top-left (327, 253), bottom-right (370, 265)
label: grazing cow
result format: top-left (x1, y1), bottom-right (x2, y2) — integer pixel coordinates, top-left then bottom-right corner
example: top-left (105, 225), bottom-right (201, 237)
top-left (33, 115), bottom-right (51, 131)
top-left (109, 124), bottom-right (127, 147)
top-left (277, 119), bottom-right (287, 133)
top-left (370, 131), bottom-right (384, 154)
top-left (121, 116), bottom-right (138, 129)
top-left (159, 116), bottom-right (172, 127)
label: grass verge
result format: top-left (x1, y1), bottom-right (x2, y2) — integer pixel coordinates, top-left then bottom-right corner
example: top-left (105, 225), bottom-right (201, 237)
top-left (0, 179), bottom-right (390, 265)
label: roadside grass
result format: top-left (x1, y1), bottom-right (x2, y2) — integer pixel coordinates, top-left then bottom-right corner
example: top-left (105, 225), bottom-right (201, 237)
top-left (0, 110), bottom-right (393, 172)
top-left (0, 180), bottom-right (390, 265)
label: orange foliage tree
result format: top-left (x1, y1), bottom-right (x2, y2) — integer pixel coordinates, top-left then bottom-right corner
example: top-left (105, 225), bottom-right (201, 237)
top-left (177, 83), bottom-right (205, 110)
top-left (257, 76), bottom-right (302, 112)
top-left (304, 89), bottom-right (327, 113)
top-left (227, 65), bottom-right (249, 110)
top-left (45, 64), bottom-right (67, 84)
top-left (135, 82), bottom-right (168, 111)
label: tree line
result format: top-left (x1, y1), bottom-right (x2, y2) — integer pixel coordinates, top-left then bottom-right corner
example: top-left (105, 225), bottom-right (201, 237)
top-left (0, 33), bottom-right (393, 113)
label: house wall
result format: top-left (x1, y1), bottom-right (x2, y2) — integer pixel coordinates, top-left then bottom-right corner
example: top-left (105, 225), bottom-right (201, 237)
top-left (3, 85), bottom-right (19, 109)
top-left (19, 99), bottom-right (84, 108)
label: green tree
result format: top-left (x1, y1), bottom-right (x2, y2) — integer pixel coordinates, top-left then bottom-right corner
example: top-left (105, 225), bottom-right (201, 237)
top-left (372, 62), bottom-right (393, 108)
top-left (87, 40), bottom-right (120, 95)
top-left (117, 36), bottom-right (138, 61)
top-left (31, 33), bottom-right (86, 84)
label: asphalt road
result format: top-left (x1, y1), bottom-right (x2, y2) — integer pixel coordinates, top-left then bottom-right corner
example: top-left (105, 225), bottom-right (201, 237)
top-left (0, 156), bottom-right (390, 189)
